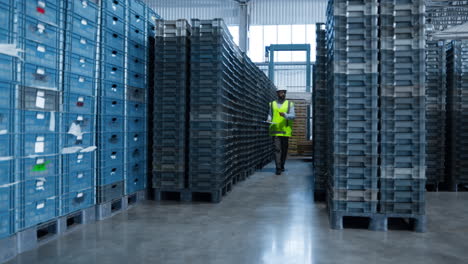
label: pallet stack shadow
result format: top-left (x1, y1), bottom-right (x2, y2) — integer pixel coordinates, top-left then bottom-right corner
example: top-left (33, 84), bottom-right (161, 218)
top-left (152, 19), bottom-right (275, 202)
top-left (313, 22), bottom-right (328, 200)
top-left (446, 40), bottom-right (468, 191)
top-left (153, 20), bottom-right (191, 198)
top-left (326, 0), bottom-right (379, 226)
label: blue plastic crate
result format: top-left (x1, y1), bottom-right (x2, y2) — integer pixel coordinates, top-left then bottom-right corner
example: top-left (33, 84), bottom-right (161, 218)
top-left (63, 130), bottom-right (94, 148)
top-left (64, 73), bottom-right (95, 96)
top-left (65, 52), bottom-right (97, 78)
top-left (129, 0), bottom-right (145, 15)
top-left (22, 16), bottom-right (61, 48)
top-left (22, 0), bottom-right (62, 26)
top-left (23, 40), bottom-right (60, 69)
top-left (128, 56), bottom-right (146, 74)
top-left (66, 13), bottom-right (98, 41)
top-left (62, 169), bottom-right (94, 193)
top-left (22, 156), bottom-right (59, 180)
top-left (102, 0), bottom-right (126, 19)
top-left (126, 86), bottom-right (146, 103)
top-left (61, 188), bottom-right (94, 215)
top-left (0, 185), bottom-right (12, 213)
top-left (98, 165), bottom-right (124, 185)
top-left (63, 151), bottom-right (94, 172)
top-left (0, 4), bottom-right (13, 31)
top-left (22, 133), bottom-right (58, 156)
top-left (100, 97), bottom-right (124, 115)
top-left (127, 132), bottom-right (146, 148)
top-left (99, 148), bottom-right (124, 168)
top-left (63, 113), bottom-right (94, 134)
top-left (129, 25), bottom-right (146, 44)
top-left (98, 132), bottom-right (124, 149)
top-left (102, 11), bottom-right (126, 35)
top-left (0, 160), bottom-right (14, 187)
top-left (67, 0), bottom-right (99, 23)
top-left (0, 209), bottom-right (13, 239)
top-left (65, 33), bottom-right (97, 60)
top-left (22, 197), bottom-right (58, 229)
top-left (128, 40), bottom-right (147, 61)
top-left (127, 101), bottom-right (146, 116)
top-left (100, 80), bottom-right (125, 100)
top-left (23, 176), bottom-right (58, 204)
top-left (22, 110), bottom-right (57, 133)
top-left (102, 46), bottom-right (125, 67)
top-left (127, 146), bottom-right (146, 163)
top-left (23, 63), bottom-right (59, 90)
top-left (99, 115), bottom-right (124, 132)
top-left (20, 86), bottom-right (60, 112)
top-left (0, 54), bottom-right (16, 81)
top-left (126, 116), bottom-right (145, 132)
top-left (128, 71), bottom-right (147, 89)
top-left (0, 108), bottom-right (13, 141)
top-left (129, 10), bottom-right (146, 32)
top-left (102, 63), bottom-right (125, 84)
top-left (126, 162), bottom-right (146, 194)
top-left (101, 30), bottom-right (125, 52)
top-left (64, 93), bottom-right (95, 114)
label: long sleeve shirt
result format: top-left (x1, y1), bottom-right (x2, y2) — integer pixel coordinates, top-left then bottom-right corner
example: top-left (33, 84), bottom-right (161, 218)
top-left (267, 100), bottom-right (296, 122)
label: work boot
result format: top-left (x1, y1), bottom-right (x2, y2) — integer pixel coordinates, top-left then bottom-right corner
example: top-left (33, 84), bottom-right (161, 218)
top-left (275, 169), bottom-right (281, 175)
top-left (280, 167), bottom-right (285, 172)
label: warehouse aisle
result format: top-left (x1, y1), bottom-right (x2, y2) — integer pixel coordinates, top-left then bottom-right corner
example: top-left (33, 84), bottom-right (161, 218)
top-left (7, 160), bottom-right (468, 264)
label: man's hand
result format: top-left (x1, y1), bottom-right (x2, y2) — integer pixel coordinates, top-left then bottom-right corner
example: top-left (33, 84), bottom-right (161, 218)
top-left (279, 112), bottom-right (286, 117)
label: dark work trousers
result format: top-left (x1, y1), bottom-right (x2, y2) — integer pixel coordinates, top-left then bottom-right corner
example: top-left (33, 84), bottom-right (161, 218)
top-left (274, 136), bottom-right (289, 170)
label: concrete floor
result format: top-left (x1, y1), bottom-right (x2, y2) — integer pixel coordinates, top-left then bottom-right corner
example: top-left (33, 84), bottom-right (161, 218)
top-left (6, 160), bottom-right (468, 264)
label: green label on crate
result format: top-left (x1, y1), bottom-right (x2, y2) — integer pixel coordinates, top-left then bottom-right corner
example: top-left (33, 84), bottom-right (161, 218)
top-left (32, 161), bottom-right (51, 172)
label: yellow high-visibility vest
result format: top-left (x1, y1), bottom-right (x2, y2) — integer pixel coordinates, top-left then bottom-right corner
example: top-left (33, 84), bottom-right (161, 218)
top-left (269, 100), bottom-right (293, 137)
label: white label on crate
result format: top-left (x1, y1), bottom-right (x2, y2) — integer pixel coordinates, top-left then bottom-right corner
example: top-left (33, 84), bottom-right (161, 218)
top-left (36, 202), bottom-right (45, 210)
top-left (37, 91), bottom-right (45, 97)
top-left (38, 1), bottom-right (46, 8)
top-left (79, 77), bottom-right (85, 83)
top-left (36, 68), bottom-right (45, 75)
top-left (36, 113), bottom-right (45, 120)
top-left (49, 111), bottom-right (55, 132)
top-left (81, 19), bottom-right (88, 26)
top-left (0, 130), bottom-right (7, 135)
top-left (35, 141), bottom-right (45, 153)
top-left (77, 154), bottom-right (83, 160)
top-left (134, 136), bottom-right (138, 142)
top-left (112, 4), bottom-right (117, 11)
top-left (36, 136), bottom-right (45, 142)
top-left (36, 158), bottom-right (44, 165)
top-left (77, 192), bottom-right (84, 198)
top-left (77, 115), bottom-right (84, 121)
top-left (36, 180), bottom-right (44, 190)
top-left (111, 154), bottom-right (116, 159)
top-left (77, 134), bottom-right (83, 140)
top-left (80, 38), bottom-right (87, 45)
top-left (35, 96), bottom-right (45, 109)
top-left (77, 173), bottom-right (83, 179)
top-left (78, 97), bottom-right (84, 102)
top-left (37, 45), bottom-right (45, 53)
top-left (37, 24), bottom-right (45, 34)
top-left (80, 58), bottom-right (86, 64)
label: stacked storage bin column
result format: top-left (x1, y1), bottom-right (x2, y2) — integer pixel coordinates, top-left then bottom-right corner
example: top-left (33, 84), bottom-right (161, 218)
top-left (379, 0), bottom-right (426, 219)
top-left (60, 0), bottom-right (100, 216)
top-left (425, 40), bottom-right (446, 188)
top-left (125, 0), bottom-right (148, 195)
top-left (153, 20), bottom-right (191, 193)
top-left (313, 22), bottom-right (328, 199)
top-left (446, 40), bottom-right (468, 191)
top-left (326, 0), bottom-right (379, 223)
top-left (97, 0), bottom-right (128, 203)
top-left (0, 0), bottom-right (17, 239)
top-left (189, 19), bottom-right (244, 201)
top-left (15, 0), bottom-right (65, 230)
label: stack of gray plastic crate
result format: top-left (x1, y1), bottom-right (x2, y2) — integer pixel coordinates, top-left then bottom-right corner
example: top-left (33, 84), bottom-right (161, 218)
top-left (313, 22), bottom-right (328, 199)
top-left (153, 20), bottom-right (191, 193)
top-left (379, 0), bottom-right (426, 218)
top-left (427, 4), bottom-right (468, 31)
top-left (97, 0), bottom-right (128, 205)
top-left (189, 19), bottom-right (243, 202)
top-left (326, 0), bottom-right (379, 225)
top-left (446, 40), bottom-right (468, 191)
top-left (125, 0), bottom-right (148, 197)
top-left (425, 40), bottom-right (446, 188)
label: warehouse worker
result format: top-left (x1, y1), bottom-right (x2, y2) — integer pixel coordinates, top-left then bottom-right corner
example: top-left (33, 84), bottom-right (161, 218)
top-left (267, 87), bottom-right (295, 175)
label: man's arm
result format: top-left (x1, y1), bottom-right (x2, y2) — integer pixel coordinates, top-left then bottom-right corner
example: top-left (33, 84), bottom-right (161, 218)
top-left (284, 103), bottom-right (295, 120)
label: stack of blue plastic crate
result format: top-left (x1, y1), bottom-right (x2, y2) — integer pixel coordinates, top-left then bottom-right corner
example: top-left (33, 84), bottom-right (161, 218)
top-left (326, 0), bottom-right (380, 225)
top-left (425, 40), bottom-right (446, 188)
top-left (15, 0), bottom-right (66, 231)
top-left (153, 20), bottom-right (191, 192)
top-left (0, 0), bottom-right (17, 239)
top-left (313, 22), bottom-right (328, 199)
top-left (379, 0), bottom-right (426, 218)
top-left (125, 0), bottom-right (148, 196)
top-left (61, 0), bottom-right (99, 217)
top-left (97, 0), bottom-right (128, 204)
top-left (446, 40), bottom-right (468, 191)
